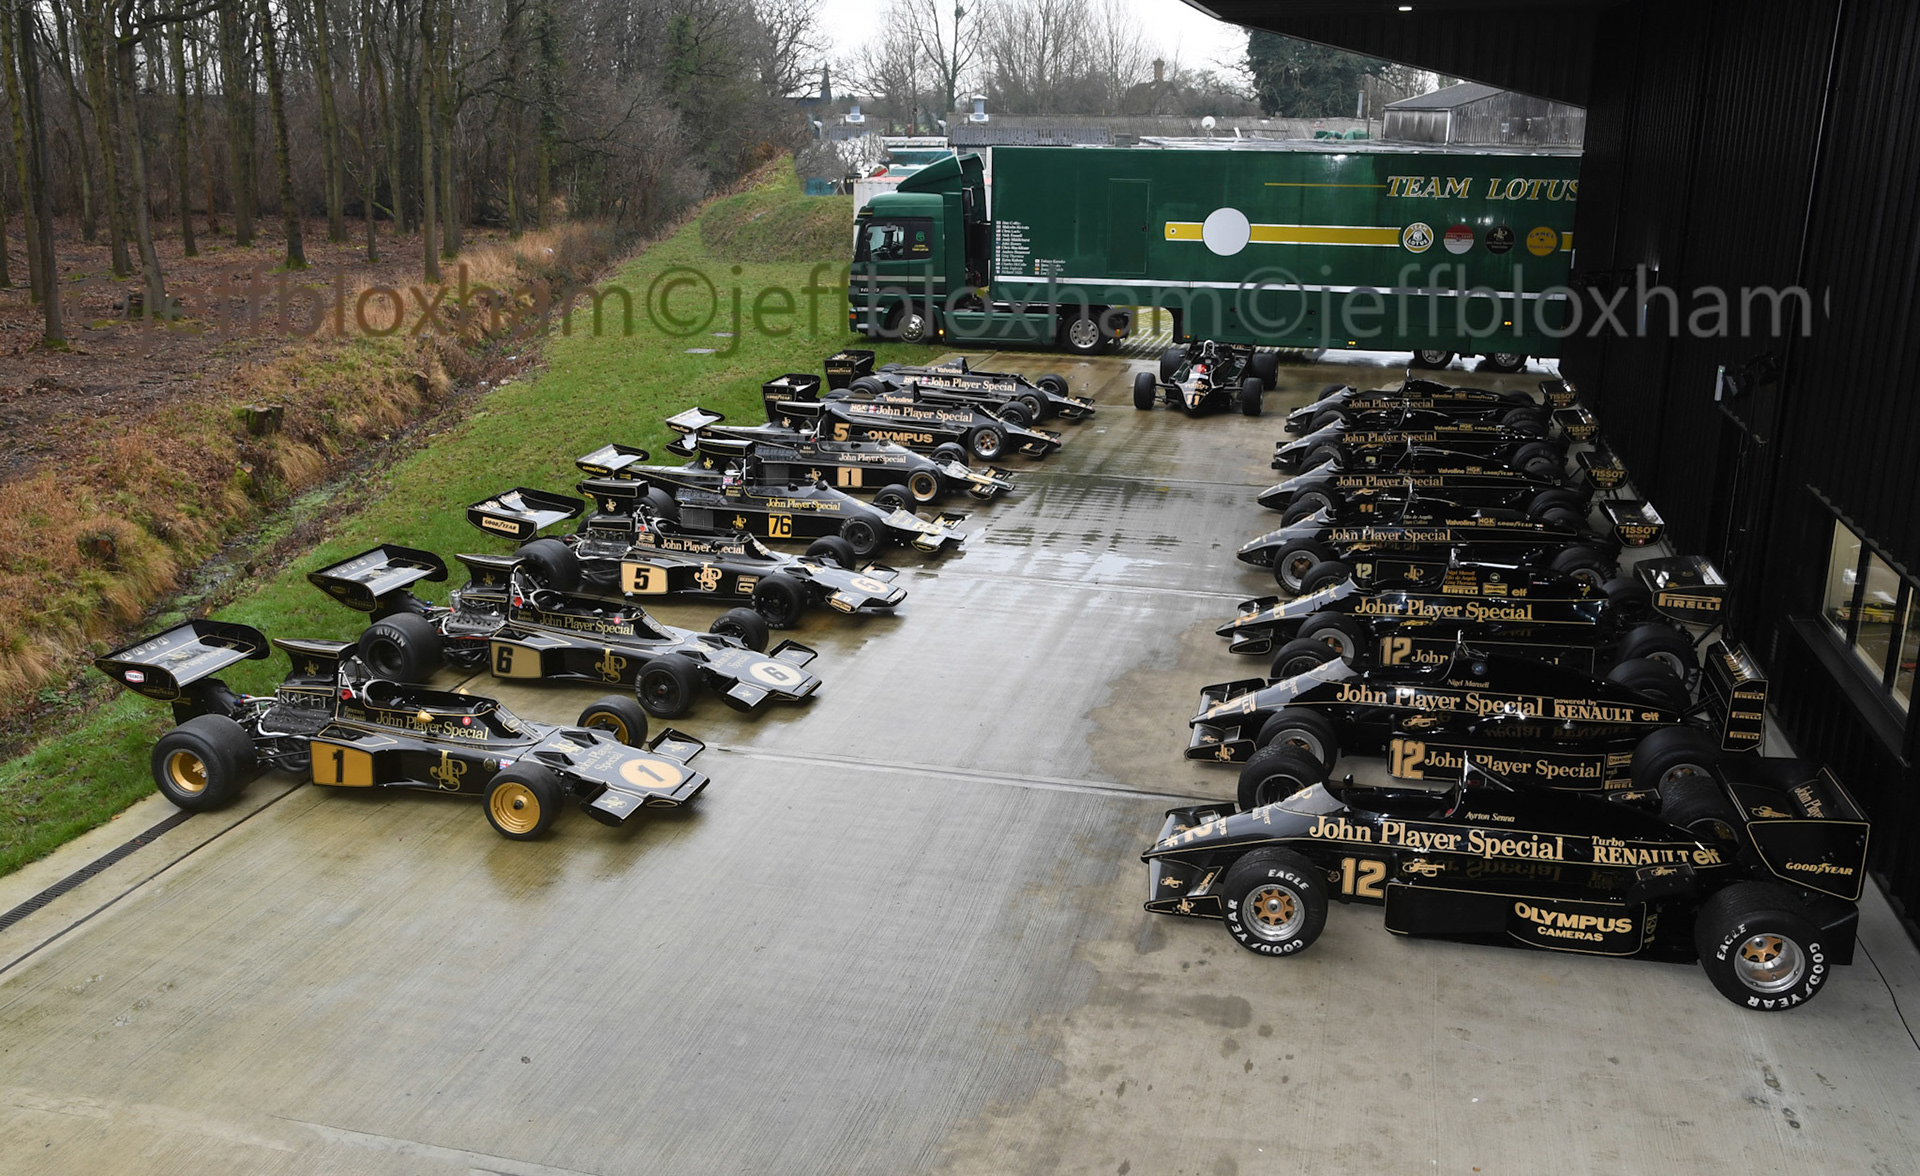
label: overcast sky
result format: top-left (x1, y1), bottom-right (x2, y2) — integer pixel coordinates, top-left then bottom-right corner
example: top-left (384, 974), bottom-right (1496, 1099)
top-left (814, 0), bottom-right (1251, 87)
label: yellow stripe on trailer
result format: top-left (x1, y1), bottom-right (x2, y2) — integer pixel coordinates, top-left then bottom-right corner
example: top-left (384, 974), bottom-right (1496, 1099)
top-left (1164, 222), bottom-right (1402, 247)
top-left (1165, 222), bottom-right (1205, 241)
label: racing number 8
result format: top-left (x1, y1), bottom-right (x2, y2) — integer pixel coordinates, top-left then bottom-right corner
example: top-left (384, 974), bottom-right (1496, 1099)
top-left (767, 515), bottom-right (794, 539)
top-left (1389, 737), bottom-right (1426, 779)
top-left (1339, 858), bottom-right (1387, 899)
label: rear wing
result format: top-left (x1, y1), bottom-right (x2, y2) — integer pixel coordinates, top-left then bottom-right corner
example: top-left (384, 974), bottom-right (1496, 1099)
top-left (272, 636), bottom-right (357, 684)
top-left (454, 551), bottom-right (524, 588)
top-left (1577, 448), bottom-right (1628, 490)
top-left (95, 619), bottom-right (271, 701)
top-left (824, 349), bottom-right (874, 391)
top-left (1701, 639), bottom-right (1769, 753)
top-left (308, 544), bottom-right (447, 613)
top-left (577, 442), bottom-right (649, 479)
top-left (1539, 377), bottom-right (1578, 407)
top-left (468, 487), bottom-right (583, 543)
top-left (663, 407), bottom-right (727, 458)
top-left (1723, 759), bottom-right (1870, 901)
top-left (1636, 555), bottom-right (1730, 626)
top-left (1552, 405), bottom-right (1600, 443)
top-left (763, 373), bottom-right (823, 421)
top-left (577, 476), bottom-right (648, 515)
top-left (1601, 499), bottom-right (1664, 547)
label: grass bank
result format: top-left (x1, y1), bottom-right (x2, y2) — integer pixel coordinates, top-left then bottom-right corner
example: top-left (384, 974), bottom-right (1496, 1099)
top-left (0, 163), bottom-right (918, 876)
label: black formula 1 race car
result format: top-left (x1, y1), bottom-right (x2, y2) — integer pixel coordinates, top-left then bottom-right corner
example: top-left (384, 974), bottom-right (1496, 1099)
top-left (95, 620), bottom-right (708, 839)
top-left (1273, 411), bottom-right (1581, 476)
top-left (1187, 635), bottom-right (1769, 809)
top-left (1131, 339), bottom-right (1277, 417)
top-left (1216, 554), bottom-right (1726, 682)
top-left (826, 348), bottom-right (1096, 422)
top-left (310, 545), bottom-right (822, 718)
top-left (663, 399), bottom-right (1014, 505)
top-left (767, 371), bottom-right (1062, 461)
top-left (1237, 500), bottom-right (1642, 595)
top-left (1258, 446), bottom-right (1588, 517)
top-left (574, 439), bottom-right (965, 558)
top-left (1142, 752), bottom-right (1868, 1011)
top-left (467, 487), bottom-right (906, 627)
top-left (1283, 376), bottom-right (1575, 435)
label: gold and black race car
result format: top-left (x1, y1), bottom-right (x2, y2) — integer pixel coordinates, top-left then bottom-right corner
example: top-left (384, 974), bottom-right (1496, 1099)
top-left (309, 545), bottom-right (822, 718)
top-left (94, 620), bottom-right (708, 839)
top-left (1143, 750), bottom-right (1869, 1011)
top-left (1282, 375), bottom-right (1572, 435)
top-left (825, 348), bottom-right (1096, 423)
top-left (765, 371), bottom-right (1062, 460)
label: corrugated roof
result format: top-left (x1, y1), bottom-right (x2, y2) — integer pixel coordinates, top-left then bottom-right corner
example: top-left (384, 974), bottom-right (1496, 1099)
top-left (1383, 81), bottom-right (1506, 111)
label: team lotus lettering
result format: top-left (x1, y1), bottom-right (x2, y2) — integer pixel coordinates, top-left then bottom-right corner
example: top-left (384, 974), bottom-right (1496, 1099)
top-left (1511, 903), bottom-right (1630, 943)
top-left (1386, 175), bottom-right (1578, 201)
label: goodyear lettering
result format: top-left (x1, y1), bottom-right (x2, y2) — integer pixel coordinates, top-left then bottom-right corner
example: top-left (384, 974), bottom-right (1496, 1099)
top-left (1783, 861), bottom-right (1854, 876)
top-left (480, 516), bottom-right (523, 535)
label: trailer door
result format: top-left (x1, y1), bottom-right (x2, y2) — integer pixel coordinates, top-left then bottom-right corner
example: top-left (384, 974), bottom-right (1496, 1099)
top-left (1106, 179), bottom-right (1151, 277)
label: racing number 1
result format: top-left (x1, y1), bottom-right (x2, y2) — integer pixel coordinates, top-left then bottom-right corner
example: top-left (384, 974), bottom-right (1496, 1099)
top-left (836, 468), bottom-right (862, 488)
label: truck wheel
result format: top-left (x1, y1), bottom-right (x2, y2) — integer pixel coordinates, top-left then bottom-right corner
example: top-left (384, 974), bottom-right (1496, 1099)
top-left (709, 607), bottom-right (771, 652)
top-left (1060, 310), bottom-right (1105, 355)
top-left (1298, 559), bottom-right (1353, 595)
top-left (1238, 745), bottom-right (1328, 811)
top-left (1220, 848), bottom-right (1328, 956)
top-left (1694, 884), bottom-right (1830, 1010)
top-left (1412, 349), bottom-right (1456, 369)
top-left (514, 538), bottom-right (581, 591)
top-left (1632, 726), bottom-right (1723, 792)
top-left (804, 536), bottom-right (858, 569)
top-left (968, 424), bottom-right (1007, 460)
top-left (637, 654), bottom-right (700, 718)
top-left (357, 612), bottom-right (444, 682)
top-left (891, 304), bottom-right (935, 345)
top-left (1239, 377), bottom-right (1264, 417)
top-left (752, 573), bottom-right (808, 628)
top-left (1482, 352), bottom-right (1527, 373)
top-left (1274, 540), bottom-right (1336, 593)
top-left (1297, 613), bottom-right (1370, 664)
top-left (577, 695), bottom-right (650, 746)
top-left (1158, 347), bottom-right (1187, 383)
top-left (1249, 350), bottom-right (1281, 391)
top-left (996, 402), bottom-right (1033, 428)
top-left (1132, 371), bottom-right (1157, 410)
top-left (1270, 637), bottom-right (1339, 681)
top-left (933, 442), bottom-right (968, 466)
top-left (871, 486), bottom-right (912, 513)
top-left (1605, 659), bottom-right (1690, 712)
top-left (151, 715), bottom-right (257, 811)
top-left (485, 765), bottom-right (563, 840)
top-left (839, 517), bottom-right (884, 558)
top-left (1614, 623), bottom-right (1698, 679)
top-left (1254, 706), bottom-right (1340, 768)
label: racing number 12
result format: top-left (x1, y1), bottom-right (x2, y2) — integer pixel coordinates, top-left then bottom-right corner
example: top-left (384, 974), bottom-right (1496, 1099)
top-left (1388, 737), bottom-right (1426, 779)
top-left (1339, 858), bottom-right (1386, 899)
top-left (1380, 636), bottom-right (1413, 666)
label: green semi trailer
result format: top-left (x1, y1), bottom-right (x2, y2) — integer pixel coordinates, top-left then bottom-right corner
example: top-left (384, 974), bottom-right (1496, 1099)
top-left (847, 143), bottom-right (1580, 369)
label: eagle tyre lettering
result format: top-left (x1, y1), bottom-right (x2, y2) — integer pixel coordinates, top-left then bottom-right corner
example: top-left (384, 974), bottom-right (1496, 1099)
top-left (1693, 883), bottom-right (1830, 1010)
top-left (1220, 849), bottom-right (1328, 956)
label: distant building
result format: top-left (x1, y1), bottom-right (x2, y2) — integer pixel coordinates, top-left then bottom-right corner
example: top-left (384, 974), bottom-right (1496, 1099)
top-left (1382, 82), bottom-right (1585, 147)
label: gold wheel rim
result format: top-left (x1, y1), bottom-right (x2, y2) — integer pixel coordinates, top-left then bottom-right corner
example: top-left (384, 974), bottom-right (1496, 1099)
top-left (165, 750), bottom-right (209, 795)
top-left (489, 782), bottom-right (541, 834)
top-left (585, 714), bottom-right (629, 744)
top-left (1245, 882), bottom-right (1306, 941)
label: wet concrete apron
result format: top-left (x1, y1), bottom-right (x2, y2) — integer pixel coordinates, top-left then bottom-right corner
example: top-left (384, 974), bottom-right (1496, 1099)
top-left (0, 355), bottom-right (1915, 1175)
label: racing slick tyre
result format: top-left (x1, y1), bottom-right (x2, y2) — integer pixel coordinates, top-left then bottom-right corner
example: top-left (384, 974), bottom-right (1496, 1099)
top-left (1605, 658), bottom-right (1691, 712)
top-left (1303, 442), bottom-right (1346, 471)
top-left (1411, 349), bottom-right (1456, 370)
top-left (1274, 539), bottom-right (1337, 593)
top-left (1308, 408), bottom-right (1348, 433)
top-left (752, 573), bottom-right (809, 629)
top-left (151, 714), bottom-right (257, 812)
top-left (1614, 623), bottom-right (1698, 678)
top-left (577, 695), bottom-right (650, 747)
top-left (1658, 776), bottom-right (1744, 852)
top-left (932, 442), bottom-right (969, 467)
top-left (1060, 309), bottom-right (1107, 355)
top-left (1632, 726), bottom-right (1724, 793)
top-left (1253, 706), bottom-right (1340, 769)
top-left (1693, 883), bottom-right (1831, 1010)
top-left (1015, 392), bottom-right (1047, 422)
top-left (871, 486), bottom-right (912, 513)
top-left (1503, 406), bottom-right (1550, 432)
top-left (891, 304), bottom-right (935, 345)
top-left (968, 424), bottom-right (1008, 461)
top-left (905, 469), bottom-right (942, 503)
top-left (848, 375), bottom-right (887, 397)
top-left (1482, 352), bottom-right (1527, 373)
top-left (1548, 545), bottom-right (1612, 586)
top-left (1158, 347), bottom-right (1187, 383)
top-left (1238, 745), bottom-right (1329, 812)
top-left (1239, 377), bottom-right (1264, 417)
top-left (1513, 441), bottom-right (1564, 480)
top-left (1601, 574), bottom-right (1653, 615)
top-left (804, 536), bottom-right (858, 569)
top-left (515, 537), bottom-right (582, 592)
top-left (356, 612), bottom-right (444, 682)
top-left (710, 607), bottom-right (771, 652)
top-left (1538, 505), bottom-right (1588, 532)
top-left (1037, 373), bottom-right (1070, 397)
top-left (1527, 488), bottom-right (1586, 520)
top-left (1269, 638), bottom-right (1340, 681)
top-left (1286, 488), bottom-right (1339, 518)
top-left (1133, 371), bottom-right (1157, 411)
top-left (1298, 613), bottom-right (1371, 663)
top-left (1249, 350), bottom-right (1281, 391)
top-left (637, 654), bottom-right (701, 719)
top-left (1298, 560), bottom-right (1353, 595)
top-left (996, 402), bottom-right (1033, 428)
top-left (1280, 499), bottom-right (1326, 526)
top-left (1220, 848), bottom-right (1329, 957)
top-left (839, 517), bottom-right (884, 559)
top-left (644, 487), bottom-right (681, 523)
top-left (485, 764), bottom-right (564, 840)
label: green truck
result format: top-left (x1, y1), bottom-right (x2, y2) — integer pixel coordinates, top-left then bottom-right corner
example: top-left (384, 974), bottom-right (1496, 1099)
top-left (847, 143), bottom-right (1580, 370)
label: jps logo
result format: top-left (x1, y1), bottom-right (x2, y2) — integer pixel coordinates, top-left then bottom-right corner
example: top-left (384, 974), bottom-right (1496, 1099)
top-left (594, 649), bottom-right (629, 681)
top-left (430, 751), bottom-right (467, 792)
top-left (694, 564), bottom-right (723, 592)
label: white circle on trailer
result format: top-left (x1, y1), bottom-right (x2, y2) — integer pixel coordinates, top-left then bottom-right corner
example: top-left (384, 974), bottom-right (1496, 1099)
top-left (1202, 208), bottom-right (1252, 257)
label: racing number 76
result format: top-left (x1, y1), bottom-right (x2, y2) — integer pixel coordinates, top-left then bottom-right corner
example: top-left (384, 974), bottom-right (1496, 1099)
top-left (767, 515), bottom-right (794, 539)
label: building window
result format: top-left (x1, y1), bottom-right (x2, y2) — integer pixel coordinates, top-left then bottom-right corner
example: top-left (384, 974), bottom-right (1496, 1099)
top-left (1822, 516), bottom-right (1915, 713)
